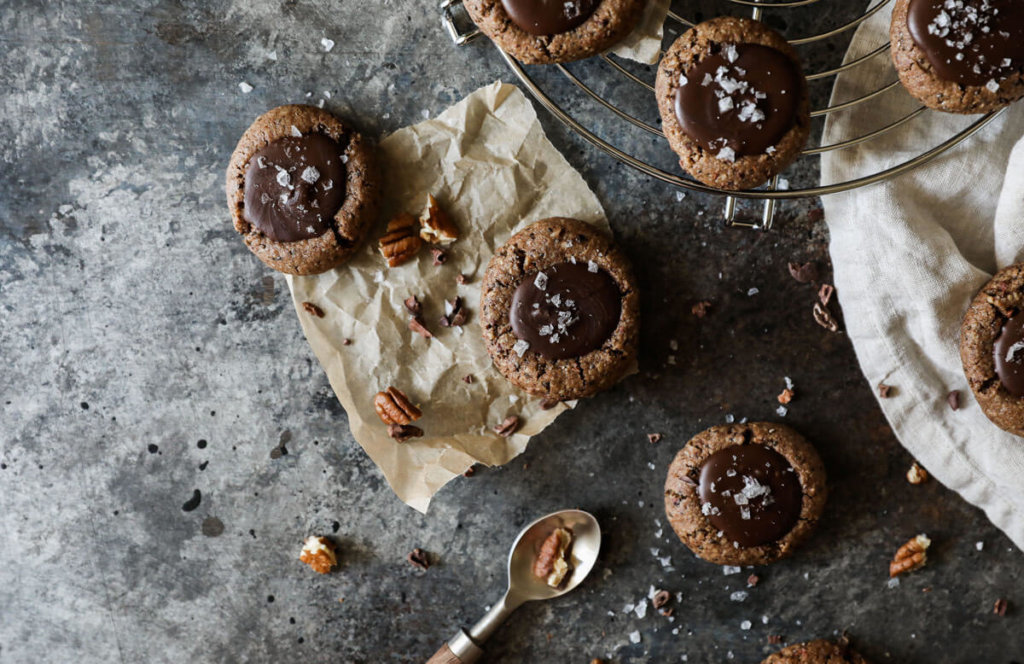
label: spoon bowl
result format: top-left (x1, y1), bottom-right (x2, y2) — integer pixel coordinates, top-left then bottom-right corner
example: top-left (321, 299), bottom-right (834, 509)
top-left (506, 509), bottom-right (602, 602)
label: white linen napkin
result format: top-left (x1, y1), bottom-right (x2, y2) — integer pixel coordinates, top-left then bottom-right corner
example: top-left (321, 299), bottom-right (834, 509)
top-left (821, 2), bottom-right (1024, 549)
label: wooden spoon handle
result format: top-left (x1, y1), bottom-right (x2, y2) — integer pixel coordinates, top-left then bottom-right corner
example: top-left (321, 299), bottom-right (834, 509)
top-left (425, 644), bottom-right (465, 664)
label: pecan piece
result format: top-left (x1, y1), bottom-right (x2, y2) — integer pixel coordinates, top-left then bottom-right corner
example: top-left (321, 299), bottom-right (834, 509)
top-left (647, 433), bottom-right (663, 444)
top-left (403, 295), bottom-right (422, 316)
top-left (878, 383), bottom-right (892, 398)
top-left (947, 390), bottom-right (961, 411)
top-left (787, 261), bottom-right (819, 284)
top-left (407, 547), bottom-right (431, 571)
top-left (818, 283), bottom-right (835, 306)
top-left (301, 301), bottom-right (325, 318)
top-left (387, 423), bottom-right (423, 442)
top-left (430, 247), bottom-right (447, 266)
top-left (462, 374), bottom-right (474, 384)
top-left (299, 536), bottom-right (337, 574)
top-left (906, 462), bottom-right (928, 485)
top-left (439, 297), bottom-right (467, 327)
top-left (409, 316), bottom-right (432, 339)
top-left (813, 302), bottom-right (839, 332)
top-left (994, 598), bottom-right (1009, 616)
top-left (533, 527), bottom-right (573, 587)
top-left (777, 388), bottom-right (794, 405)
top-left (493, 415), bottom-right (520, 437)
top-left (652, 589), bottom-right (671, 610)
top-left (889, 534), bottom-right (931, 577)
top-left (456, 273), bottom-right (469, 285)
top-left (691, 300), bottom-right (711, 318)
top-left (374, 386), bottom-right (422, 426)
top-left (419, 194), bottom-right (459, 244)
top-left (378, 212), bottom-right (423, 267)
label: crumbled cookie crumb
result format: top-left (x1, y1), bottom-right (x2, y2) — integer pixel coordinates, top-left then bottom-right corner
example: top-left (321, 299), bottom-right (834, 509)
top-left (301, 301), bottom-right (325, 318)
top-left (906, 462), bottom-right (928, 485)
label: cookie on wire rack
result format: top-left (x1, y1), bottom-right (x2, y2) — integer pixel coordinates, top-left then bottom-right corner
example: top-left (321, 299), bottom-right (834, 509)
top-left (891, 0), bottom-right (1024, 114)
top-left (655, 17), bottom-right (811, 191)
top-left (463, 0), bottom-right (645, 64)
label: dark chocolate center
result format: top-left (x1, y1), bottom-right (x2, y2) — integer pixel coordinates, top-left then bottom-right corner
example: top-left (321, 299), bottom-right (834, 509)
top-left (697, 444), bottom-right (803, 548)
top-left (500, 0), bottom-right (599, 36)
top-left (994, 310), bottom-right (1024, 398)
top-left (907, 0), bottom-right (1024, 87)
top-left (510, 261), bottom-right (621, 360)
top-left (243, 133), bottom-right (346, 243)
top-left (674, 43), bottom-right (801, 160)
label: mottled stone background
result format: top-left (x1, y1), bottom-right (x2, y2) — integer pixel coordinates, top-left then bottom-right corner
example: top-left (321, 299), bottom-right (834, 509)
top-left (0, 1), bottom-right (1020, 662)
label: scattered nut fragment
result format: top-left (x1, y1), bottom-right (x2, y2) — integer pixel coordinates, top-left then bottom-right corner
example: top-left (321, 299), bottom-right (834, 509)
top-left (994, 598), bottom-right (1009, 616)
top-left (889, 534), bottom-right (931, 577)
top-left (647, 433), bottom-right (663, 444)
top-left (409, 316), bottom-right (432, 339)
top-left (777, 388), bottom-right (794, 405)
top-left (906, 462), bottom-right (929, 485)
top-left (342, 338), bottom-right (353, 346)
top-left (788, 261), bottom-right (819, 284)
top-left (462, 374), bottom-right (474, 384)
top-left (388, 423), bottom-right (424, 442)
top-left (419, 194), bottom-right (459, 244)
top-left (813, 302), bottom-right (839, 332)
top-left (407, 547), bottom-right (431, 571)
top-left (747, 573), bottom-right (760, 587)
top-left (818, 283), bottom-right (835, 306)
top-left (462, 465), bottom-right (476, 478)
top-left (947, 390), bottom-right (961, 411)
top-left (456, 273), bottom-right (469, 285)
top-left (378, 212), bottom-right (423, 267)
top-left (439, 296), bottom-right (467, 327)
top-left (652, 589), bottom-right (671, 609)
top-left (374, 386), bottom-right (422, 426)
top-left (691, 300), bottom-right (711, 318)
top-left (878, 383), bottom-right (892, 398)
top-left (493, 415), bottom-right (520, 437)
top-left (404, 295), bottom-right (422, 316)
top-left (430, 247), bottom-right (447, 266)
top-left (301, 301), bottom-right (325, 318)
top-left (299, 536), bottom-right (337, 574)
top-left (533, 527), bottom-right (573, 587)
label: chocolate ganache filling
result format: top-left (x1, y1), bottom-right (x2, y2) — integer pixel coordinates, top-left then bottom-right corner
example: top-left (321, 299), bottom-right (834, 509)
top-left (243, 133), bottom-right (346, 243)
top-left (907, 0), bottom-right (1024, 87)
top-left (501, 0), bottom-right (599, 36)
top-left (698, 445), bottom-right (803, 548)
top-left (994, 310), bottom-right (1024, 398)
top-left (510, 261), bottom-right (621, 360)
top-left (674, 43), bottom-right (801, 160)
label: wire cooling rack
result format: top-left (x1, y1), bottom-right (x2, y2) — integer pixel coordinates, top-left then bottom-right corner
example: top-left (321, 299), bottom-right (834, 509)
top-left (440, 0), bottom-right (1004, 229)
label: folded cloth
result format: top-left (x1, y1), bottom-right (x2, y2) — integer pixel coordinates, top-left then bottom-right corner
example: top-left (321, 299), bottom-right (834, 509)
top-left (821, 2), bottom-right (1024, 549)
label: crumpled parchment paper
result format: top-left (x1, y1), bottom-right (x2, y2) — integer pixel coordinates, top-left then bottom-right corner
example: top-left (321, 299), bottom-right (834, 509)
top-left (287, 82), bottom-right (608, 512)
top-left (610, 0), bottom-right (671, 65)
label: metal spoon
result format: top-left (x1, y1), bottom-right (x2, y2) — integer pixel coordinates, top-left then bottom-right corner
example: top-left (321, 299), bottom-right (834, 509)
top-left (425, 509), bottom-right (602, 663)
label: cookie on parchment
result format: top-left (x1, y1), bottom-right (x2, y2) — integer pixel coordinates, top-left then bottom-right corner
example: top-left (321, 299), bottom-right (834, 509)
top-left (464, 0), bottom-right (645, 64)
top-left (654, 17), bottom-right (810, 190)
top-left (960, 262), bottom-right (1024, 436)
top-left (480, 218), bottom-right (639, 402)
top-left (226, 105), bottom-right (381, 275)
top-left (891, 0), bottom-right (1024, 114)
top-left (664, 422), bottom-right (827, 566)
top-left (762, 639), bottom-right (872, 664)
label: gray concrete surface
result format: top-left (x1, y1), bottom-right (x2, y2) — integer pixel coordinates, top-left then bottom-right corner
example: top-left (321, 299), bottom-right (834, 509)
top-left (0, 1), bottom-right (1021, 662)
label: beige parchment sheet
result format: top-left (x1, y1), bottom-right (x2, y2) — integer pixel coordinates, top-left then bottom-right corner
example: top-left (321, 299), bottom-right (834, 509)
top-left (287, 82), bottom-right (608, 512)
top-left (610, 0), bottom-right (671, 65)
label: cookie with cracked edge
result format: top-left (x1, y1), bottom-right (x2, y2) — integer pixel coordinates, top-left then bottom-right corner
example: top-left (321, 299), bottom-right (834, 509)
top-left (463, 0), bottom-right (645, 65)
top-left (226, 104), bottom-right (381, 275)
top-left (891, 0), bottom-right (1024, 114)
top-left (480, 217), bottom-right (639, 401)
top-left (762, 639), bottom-right (872, 664)
top-left (654, 17), bottom-right (810, 190)
top-left (664, 422), bottom-right (827, 566)
top-left (960, 262), bottom-right (1024, 436)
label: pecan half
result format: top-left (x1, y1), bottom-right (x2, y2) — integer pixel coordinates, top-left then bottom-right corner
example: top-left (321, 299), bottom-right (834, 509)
top-left (533, 527), bottom-right (573, 587)
top-left (407, 547), bottom-right (431, 571)
top-left (387, 423), bottom-right (423, 442)
top-left (419, 194), bottom-right (458, 244)
top-left (374, 386), bottom-right (422, 426)
top-left (906, 462), bottom-right (928, 485)
top-left (439, 297), bottom-right (467, 327)
top-left (890, 534), bottom-right (931, 577)
top-left (493, 415), bottom-right (520, 437)
top-left (378, 212), bottom-right (423, 267)
top-left (301, 301), bottom-right (325, 318)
